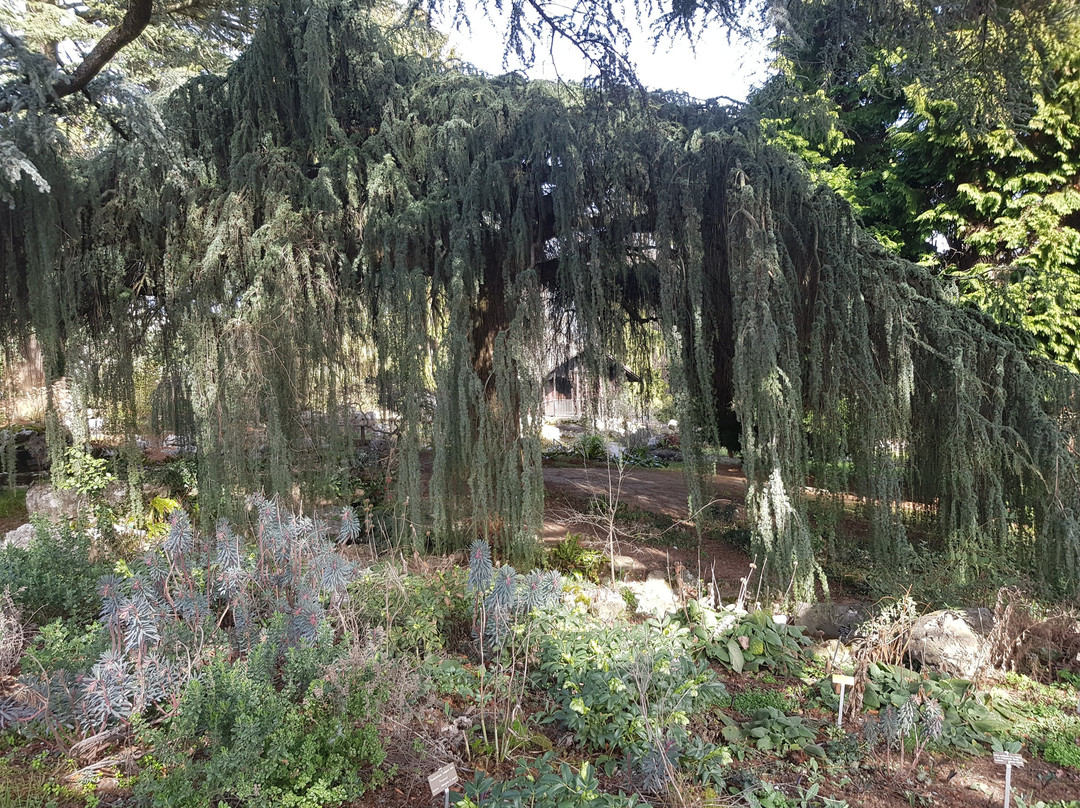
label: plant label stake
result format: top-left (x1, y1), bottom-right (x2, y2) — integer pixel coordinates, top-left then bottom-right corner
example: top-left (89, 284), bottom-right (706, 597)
top-left (428, 762), bottom-right (459, 808)
top-left (832, 674), bottom-right (855, 727)
top-left (993, 751), bottom-right (1023, 808)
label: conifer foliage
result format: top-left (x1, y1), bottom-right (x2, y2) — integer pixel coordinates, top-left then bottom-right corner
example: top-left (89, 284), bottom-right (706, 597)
top-left (1, 0), bottom-right (1078, 598)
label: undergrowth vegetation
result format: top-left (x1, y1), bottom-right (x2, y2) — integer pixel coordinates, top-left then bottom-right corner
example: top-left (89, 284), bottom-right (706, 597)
top-left (0, 498), bottom-right (1077, 807)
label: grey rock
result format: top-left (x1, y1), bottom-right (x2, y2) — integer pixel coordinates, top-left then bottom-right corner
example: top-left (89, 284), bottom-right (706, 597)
top-left (25, 481), bottom-right (86, 521)
top-left (793, 601), bottom-right (872, 640)
top-left (0, 427), bottom-right (50, 476)
top-left (587, 586), bottom-right (628, 623)
top-left (1, 522), bottom-right (35, 550)
top-left (907, 607), bottom-right (994, 679)
top-left (624, 577), bottom-right (679, 618)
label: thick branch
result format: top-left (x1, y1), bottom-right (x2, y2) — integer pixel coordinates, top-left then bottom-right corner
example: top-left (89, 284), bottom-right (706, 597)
top-left (50, 0), bottom-right (153, 99)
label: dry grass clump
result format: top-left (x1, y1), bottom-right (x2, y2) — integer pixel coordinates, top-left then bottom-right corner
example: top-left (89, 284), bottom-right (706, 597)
top-left (987, 587), bottom-right (1080, 682)
top-left (0, 589), bottom-right (23, 679)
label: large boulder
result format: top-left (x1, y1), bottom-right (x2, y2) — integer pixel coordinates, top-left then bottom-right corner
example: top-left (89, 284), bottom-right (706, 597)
top-left (624, 575), bottom-right (679, 618)
top-left (907, 607), bottom-right (994, 679)
top-left (24, 479), bottom-right (127, 522)
top-left (25, 481), bottom-right (86, 521)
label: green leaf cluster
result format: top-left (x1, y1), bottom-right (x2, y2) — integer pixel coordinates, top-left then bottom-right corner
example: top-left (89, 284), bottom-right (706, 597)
top-left (857, 663), bottom-right (1009, 750)
top-left (689, 607), bottom-right (809, 676)
top-left (538, 615), bottom-right (726, 755)
top-left (722, 707), bottom-right (825, 758)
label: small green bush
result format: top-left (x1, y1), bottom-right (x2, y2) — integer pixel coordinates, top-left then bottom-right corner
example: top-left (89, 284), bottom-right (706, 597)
top-left (577, 434), bottom-right (609, 463)
top-left (855, 662), bottom-right (1009, 751)
top-left (350, 565), bottom-right (471, 656)
top-left (20, 618), bottom-right (107, 674)
top-left (539, 615), bottom-right (726, 755)
top-left (722, 707), bottom-right (825, 758)
top-left (1043, 739), bottom-right (1080, 769)
top-left (136, 636), bottom-right (389, 808)
top-left (549, 533), bottom-right (606, 583)
top-left (732, 689), bottom-right (793, 716)
top-left (0, 521), bottom-right (109, 624)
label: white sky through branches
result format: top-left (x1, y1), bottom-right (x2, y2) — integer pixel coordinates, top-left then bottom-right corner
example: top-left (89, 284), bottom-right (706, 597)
top-left (442, 6), bottom-right (770, 103)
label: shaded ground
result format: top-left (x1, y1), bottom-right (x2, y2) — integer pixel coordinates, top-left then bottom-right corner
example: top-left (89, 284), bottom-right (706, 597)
top-left (540, 460), bottom-right (754, 601)
top-left (542, 460), bottom-right (747, 519)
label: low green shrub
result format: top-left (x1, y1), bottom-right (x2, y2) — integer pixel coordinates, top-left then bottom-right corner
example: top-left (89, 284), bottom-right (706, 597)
top-left (455, 752), bottom-right (647, 807)
top-left (1043, 739), bottom-right (1080, 769)
top-left (723, 707), bottom-right (825, 758)
top-left (538, 615), bottom-right (726, 756)
top-left (135, 634), bottom-right (389, 808)
top-left (854, 663), bottom-right (1009, 751)
top-left (687, 605), bottom-right (809, 676)
top-left (20, 618), bottom-right (107, 675)
top-left (0, 521), bottom-right (109, 624)
top-left (350, 565), bottom-right (472, 656)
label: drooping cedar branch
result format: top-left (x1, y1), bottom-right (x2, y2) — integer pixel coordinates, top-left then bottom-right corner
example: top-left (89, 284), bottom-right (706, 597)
top-left (2, 0), bottom-right (1078, 601)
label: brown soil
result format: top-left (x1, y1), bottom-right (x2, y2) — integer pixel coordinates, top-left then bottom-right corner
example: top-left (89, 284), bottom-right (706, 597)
top-left (541, 461), bottom-right (755, 600)
top-left (826, 751), bottom-right (1080, 807)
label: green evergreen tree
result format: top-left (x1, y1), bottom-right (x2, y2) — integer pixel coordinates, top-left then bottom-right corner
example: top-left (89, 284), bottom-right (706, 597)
top-left (2, 0), bottom-right (1079, 599)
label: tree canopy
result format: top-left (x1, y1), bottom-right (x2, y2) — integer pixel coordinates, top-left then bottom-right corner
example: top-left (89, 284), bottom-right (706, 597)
top-left (2, 0), bottom-right (1079, 599)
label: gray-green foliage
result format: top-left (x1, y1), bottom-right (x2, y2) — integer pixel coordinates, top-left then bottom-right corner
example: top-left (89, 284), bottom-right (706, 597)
top-left (466, 538), bottom-right (561, 646)
top-left (2, 0), bottom-right (1080, 600)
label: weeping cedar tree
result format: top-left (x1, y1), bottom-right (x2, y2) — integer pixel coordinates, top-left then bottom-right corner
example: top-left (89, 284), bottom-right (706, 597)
top-left (1, 0), bottom-right (1079, 599)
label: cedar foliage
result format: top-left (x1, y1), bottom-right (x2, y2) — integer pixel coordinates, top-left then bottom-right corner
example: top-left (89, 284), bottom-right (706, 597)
top-left (1, 0), bottom-right (1078, 598)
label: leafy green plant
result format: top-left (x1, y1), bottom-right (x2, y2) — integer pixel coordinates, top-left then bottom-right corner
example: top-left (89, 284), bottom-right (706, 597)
top-left (351, 564), bottom-right (471, 657)
top-left (53, 446), bottom-right (113, 498)
top-left (677, 737), bottom-right (731, 788)
top-left (1042, 739), bottom-right (1080, 770)
top-left (0, 520), bottom-right (110, 624)
top-left (539, 614), bottom-right (726, 756)
top-left (687, 605), bottom-right (809, 676)
top-left (856, 662), bottom-right (1008, 751)
top-left (732, 689), bottom-right (794, 715)
top-left (577, 434), bottom-right (609, 463)
top-left (20, 618), bottom-right (107, 675)
top-left (455, 752), bottom-right (647, 808)
top-left (723, 707), bottom-right (825, 759)
top-left (549, 534), bottom-right (606, 583)
top-left (862, 694), bottom-right (944, 772)
top-left (621, 445), bottom-right (665, 468)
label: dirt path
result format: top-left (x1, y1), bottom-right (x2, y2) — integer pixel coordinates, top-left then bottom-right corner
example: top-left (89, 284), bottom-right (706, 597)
top-left (542, 460), bottom-right (746, 518)
top-left (540, 460), bottom-right (754, 595)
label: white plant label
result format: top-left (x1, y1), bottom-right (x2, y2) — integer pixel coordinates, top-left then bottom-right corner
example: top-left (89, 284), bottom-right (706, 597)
top-left (428, 762), bottom-right (459, 808)
top-left (832, 673), bottom-right (855, 728)
top-left (992, 751), bottom-right (1023, 808)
